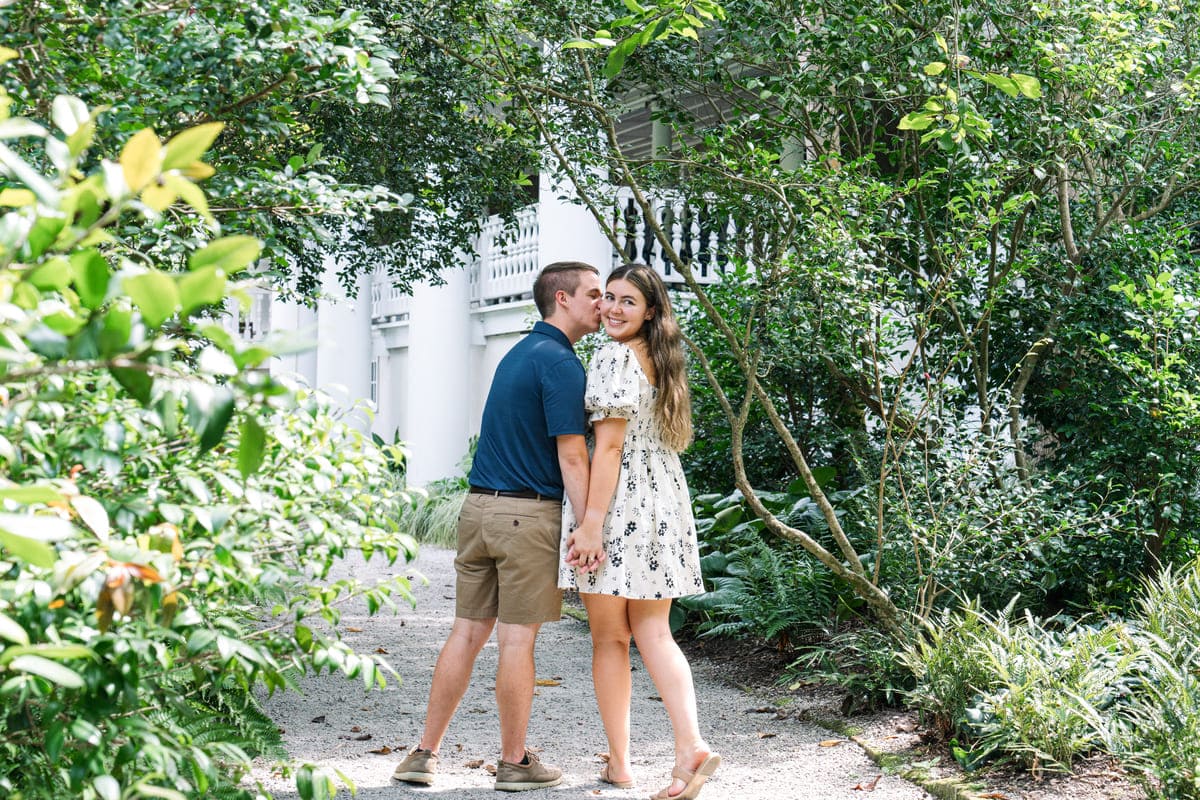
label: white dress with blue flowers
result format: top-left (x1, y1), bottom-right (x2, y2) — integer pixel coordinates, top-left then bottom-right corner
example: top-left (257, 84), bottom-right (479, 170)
top-left (558, 341), bottom-right (704, 600)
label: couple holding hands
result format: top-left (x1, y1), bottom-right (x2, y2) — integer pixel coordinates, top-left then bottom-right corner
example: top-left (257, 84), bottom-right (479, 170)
top-left (392, 261), bottom-right (718, 798)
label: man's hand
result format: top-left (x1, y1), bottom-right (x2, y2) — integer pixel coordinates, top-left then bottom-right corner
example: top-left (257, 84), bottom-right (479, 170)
top-left (564, 523), bottom-right (606, 573)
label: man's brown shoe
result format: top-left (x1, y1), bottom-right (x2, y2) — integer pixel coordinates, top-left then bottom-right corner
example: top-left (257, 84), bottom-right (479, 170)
top-left (494, 750), bottom-right (563, 792)
top-left (392, 746), bottom-right (438, 785)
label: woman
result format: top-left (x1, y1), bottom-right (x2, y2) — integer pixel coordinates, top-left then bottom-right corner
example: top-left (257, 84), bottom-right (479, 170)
top-left (561, 264), bottom-right (719, 800)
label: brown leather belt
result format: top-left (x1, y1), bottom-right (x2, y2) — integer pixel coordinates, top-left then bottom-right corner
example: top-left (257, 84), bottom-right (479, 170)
top-left (469, 486), bottom-right (554, 502)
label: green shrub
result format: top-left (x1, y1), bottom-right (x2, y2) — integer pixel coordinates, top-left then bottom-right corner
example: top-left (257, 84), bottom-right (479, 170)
top-left (0, 95), bottom-right (417, 800)
top-left (902, 600), bottom-right (1140, 773)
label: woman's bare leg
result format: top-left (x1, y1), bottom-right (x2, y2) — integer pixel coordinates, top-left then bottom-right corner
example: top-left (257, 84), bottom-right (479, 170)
top-left (581, 592), bottom-right (634, 784)
top-left (629, 599), bottom-right (713, 797)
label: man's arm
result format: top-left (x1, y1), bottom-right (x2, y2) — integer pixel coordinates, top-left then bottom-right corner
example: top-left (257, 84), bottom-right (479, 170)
top-left (556, 433), bottom-right (589, 522)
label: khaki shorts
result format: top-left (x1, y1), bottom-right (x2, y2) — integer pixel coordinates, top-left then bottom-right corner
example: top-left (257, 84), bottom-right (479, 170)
top-left (454, 492), bottom-right (563, 624)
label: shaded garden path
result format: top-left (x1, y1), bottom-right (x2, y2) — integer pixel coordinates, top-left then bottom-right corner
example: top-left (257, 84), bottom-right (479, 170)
top-left (251, 546), bottom-right (933, 799)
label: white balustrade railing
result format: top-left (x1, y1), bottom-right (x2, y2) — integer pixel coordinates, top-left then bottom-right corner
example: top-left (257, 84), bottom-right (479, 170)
top-left (612, 187), bottom-right (749, 283)
top-left (370, 272), bottom-right (412, 322)
top-left (474, 205), bottom-right (541, 305)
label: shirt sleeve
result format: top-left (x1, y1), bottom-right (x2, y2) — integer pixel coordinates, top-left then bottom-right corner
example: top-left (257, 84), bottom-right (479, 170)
top-left (586, 343), bottom-right (640, 422)
top-left (542, 356), bottom-right (587, 437)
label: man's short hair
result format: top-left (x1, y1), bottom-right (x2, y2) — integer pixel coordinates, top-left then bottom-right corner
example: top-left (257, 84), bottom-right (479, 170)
top-left (532, 261), bottom-right (599, 319)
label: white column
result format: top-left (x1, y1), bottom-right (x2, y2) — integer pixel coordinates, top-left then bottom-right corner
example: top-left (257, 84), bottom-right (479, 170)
top-left (269, 296), bottom-right (318, 384)
top-left (313, 265), bottom-right (373, 429)
top-left (537, 174), bottom-right (613, 276)
top-left (405, 267), bottom-right (472, 486)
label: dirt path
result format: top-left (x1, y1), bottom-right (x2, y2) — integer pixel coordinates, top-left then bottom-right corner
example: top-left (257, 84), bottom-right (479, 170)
top-left (250, 545), bottom-right (936, 799)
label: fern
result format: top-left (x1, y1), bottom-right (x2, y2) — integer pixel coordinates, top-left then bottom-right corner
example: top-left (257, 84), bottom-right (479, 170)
top-left (694, 541), bottom-right (835, 649)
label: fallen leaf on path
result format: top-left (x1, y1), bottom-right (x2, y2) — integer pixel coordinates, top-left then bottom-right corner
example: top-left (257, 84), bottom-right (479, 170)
top-left (351, 726), bottom-right (362, 732)
top-left (353, 734), bottom-right (371, 741)
top-left (484, 764), bottom-right (497, 775)
top-left (979, 794), bottom-right (1011, 799)
top-left (345, 626), bottom-right (363, 632)
top-left (819, 740), bottom-right (844, 747)
top-left (375, 647), bottom-right (389, 654)
top-left (648, 695), bottom-right (662, 702)
top-left (465, 760), bottom-right (484, 769)
top-left (311, 715), bottom-right (326, 724)
top-left (535, 678), bottom-right (561, 686)
top-left (368, 745), bottom-right (393, 755)
top-left (757, 732), bottom-right (777, 739)
top-left (748, 707), bottom-right (777, 714)
top-left (853, 774), bottom-right (881, 791)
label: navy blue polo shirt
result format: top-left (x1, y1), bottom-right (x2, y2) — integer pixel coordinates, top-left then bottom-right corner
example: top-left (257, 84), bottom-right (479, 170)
top-left (468, 321), bottom-right (587, 499)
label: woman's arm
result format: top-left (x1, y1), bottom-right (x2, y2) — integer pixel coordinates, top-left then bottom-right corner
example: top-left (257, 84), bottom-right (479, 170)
top-left (563, 417), bottom-right (627, 570)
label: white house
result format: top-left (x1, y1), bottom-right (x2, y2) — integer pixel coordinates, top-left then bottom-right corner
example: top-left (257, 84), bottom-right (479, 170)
top-left (227, 171), bottom-right (743, 487)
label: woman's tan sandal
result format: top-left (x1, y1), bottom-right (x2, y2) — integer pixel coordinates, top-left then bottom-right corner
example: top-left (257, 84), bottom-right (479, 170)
top-left (649, 754), bottom-right (720, 800)
top-left (600, 763), bottom-right (635, 789)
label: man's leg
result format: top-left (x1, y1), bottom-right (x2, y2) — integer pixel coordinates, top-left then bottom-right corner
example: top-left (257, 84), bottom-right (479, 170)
top-left (495, 620), bottom-right (540, 764)
top-left (417, 616), bottom-right (496, 752)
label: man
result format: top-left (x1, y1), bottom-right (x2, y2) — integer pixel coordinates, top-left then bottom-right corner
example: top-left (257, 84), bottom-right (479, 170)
top-left (393, 261), bottom-right (602, 791)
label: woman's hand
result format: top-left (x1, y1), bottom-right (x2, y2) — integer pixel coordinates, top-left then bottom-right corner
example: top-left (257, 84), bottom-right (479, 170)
top-left (564, 523), bottom-right (606, 573)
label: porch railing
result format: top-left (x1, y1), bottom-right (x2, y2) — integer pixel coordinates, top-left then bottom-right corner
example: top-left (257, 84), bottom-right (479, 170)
top-left (370, 273), bottom-right (412, 322)
top-left (473, 205), bottom-right (540, 306)
top-left (612, 187), bottom-right (749, 283)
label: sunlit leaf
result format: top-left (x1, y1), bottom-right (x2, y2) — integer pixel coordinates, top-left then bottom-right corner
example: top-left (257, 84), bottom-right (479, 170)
top-left (8, 654), bottom-right (84, 688)
top-left (119, 128), bottom-right (162, 193)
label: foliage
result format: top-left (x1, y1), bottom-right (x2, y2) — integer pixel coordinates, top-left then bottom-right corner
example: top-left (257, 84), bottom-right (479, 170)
top-left (0, 88), bottom-right (415, 799)
top-left (0, 0), bottom-right (537, 297)
top-left (399, 440), bottom-right (475, 549)
top-left (787, 624), bottom-right (916, 714)
top-left (902, 601), bottom-right (1141, 774)
top-left (386, 0), bottom-right (1200, 634)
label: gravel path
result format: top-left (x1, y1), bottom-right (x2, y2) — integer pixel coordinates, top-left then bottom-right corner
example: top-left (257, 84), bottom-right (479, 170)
top-left (251, 546), bottom-right (934, 799)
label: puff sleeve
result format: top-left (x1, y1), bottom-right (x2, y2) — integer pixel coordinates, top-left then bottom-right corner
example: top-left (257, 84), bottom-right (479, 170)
top-left (585, 342), bottom-right (641, 422)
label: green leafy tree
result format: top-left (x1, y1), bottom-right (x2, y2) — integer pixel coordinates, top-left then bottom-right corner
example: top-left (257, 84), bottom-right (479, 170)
top-left (387, 0), bottom-right (1200, 628)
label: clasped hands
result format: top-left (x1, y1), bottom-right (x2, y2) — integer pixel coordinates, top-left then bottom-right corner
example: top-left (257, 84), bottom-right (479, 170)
top-left (564, 523), bottom-right (606, 574)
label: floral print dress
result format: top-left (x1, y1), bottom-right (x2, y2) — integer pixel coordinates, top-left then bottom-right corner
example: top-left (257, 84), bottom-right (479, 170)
top-left (558, 341), bottom-right (705, 599)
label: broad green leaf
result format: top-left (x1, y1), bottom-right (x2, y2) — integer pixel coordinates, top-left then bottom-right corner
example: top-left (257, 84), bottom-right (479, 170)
top-left (119, 128), bottom-right (162, 193)
top-left (899, 112), bottom-right (935, 131)
top-left (42, 311), bottom-right (86, 336)
top-left (0, 486), bottom-right (62, 504)
top-left (162, 122), bottom-right (225, 170)
top-left (7, 654), bottom-right (84, 688)
top-left (189, 385), bottom-right (236, 454)
top-left (169, 174), bottom-right (215, 229)
top-left (24, 215), bottom-right (66, 260)
top-left (0, 46), bottom-right (18, 65)
top-left (188, 235), bottom-right (262, 273)
top-left (603, 42), bottom-right (630, 78)
top-left (0, 612), bottom-right (29, 646)
top-left (0, 643), bottom-right (94, 663)
top-left (123, 270), bottom-right (179, 327)
top-left (98, 306), bottom-right (134, 355)
top-left (178, 266), bottom-right (227, 316)
top-left (111, 366), bottom-right (153, 406)
top-left (27, 256), bottom-right (71, 291)
top-left (981, 73), bottom-right (1019, 97)
top-left (1011, 73), bottom-right (1042, 99)
top-left (0, 188), bottom-right (35, 206)
top-left (238, 416), bottom-right (266, 479)
top-left (924, 61), bottom-right (947, 76)
top-left (0, 529), bottom-right (55, 566)
top-left (140, 180), bottom-right (178, 212)
top-left (71, 249), bottom-right (110, 309)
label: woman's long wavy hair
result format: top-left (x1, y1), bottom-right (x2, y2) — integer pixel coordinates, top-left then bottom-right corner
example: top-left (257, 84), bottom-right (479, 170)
top-left (608, 263), bottom-right (693, 451)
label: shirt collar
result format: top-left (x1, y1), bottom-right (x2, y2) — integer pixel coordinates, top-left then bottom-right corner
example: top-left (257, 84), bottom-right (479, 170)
top-left (531, 320), bottom-right (572, 349)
